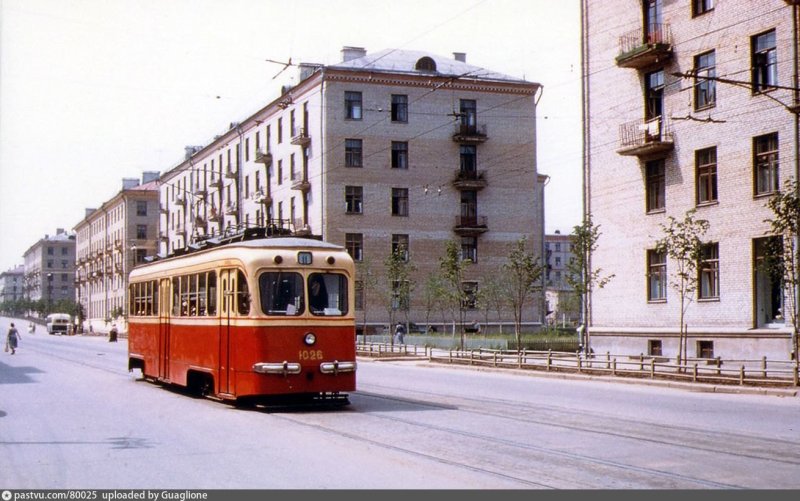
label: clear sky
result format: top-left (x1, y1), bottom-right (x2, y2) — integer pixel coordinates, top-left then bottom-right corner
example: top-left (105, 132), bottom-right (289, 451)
top-left (0, 0), bottom-right (582, 272)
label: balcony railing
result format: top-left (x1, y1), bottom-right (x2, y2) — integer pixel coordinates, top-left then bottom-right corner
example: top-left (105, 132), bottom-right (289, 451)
top-left (617, 116), bottom-right (674, 157)
top-left (224, 166), bottom-right (238, 179)
top-left (255, 150), bottom-right (273, 166)
top-left (291, 178), bottom-right (311, 192)
top-left (254, 189), bottom-right (272, 205)
top-left (453, 169), bottom-right (487, 190)
top-left (291, 127), bottom-right (311, 146)
top-left (616, 23), bottom-right (673, 69)
top-left (454, 215), bottom-right (488, 235)
top-left (452, 123), bottom-right (488, 143)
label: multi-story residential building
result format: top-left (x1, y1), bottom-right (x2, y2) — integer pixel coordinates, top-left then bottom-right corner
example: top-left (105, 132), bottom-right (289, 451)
top-left (0, 265), bottom-right (25, 304)
top-left (22, 228), bottom-right (76, 304)
top-left (159, 47), bottom-right (546, 331)
top-left (581, 1), bottom-right (799, 359)
top-left (545, 231), bottom-right (579, 327)
top-left (74, 173), bottom-right (160, 332)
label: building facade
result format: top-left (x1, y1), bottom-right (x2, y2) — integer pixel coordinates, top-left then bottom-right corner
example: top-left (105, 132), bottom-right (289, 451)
top-left (0, 265), bottom-right (25, 304)
top-left (545, 231), bottom-right (579, 327)
top-left (22, 229), bottom-right (76, 304)
top-left (159, 47), bottom-right (546, 331)
top-left (582, 0), bottom-right (800, 359)
top-left (74, 173), bottom-right (160, 332)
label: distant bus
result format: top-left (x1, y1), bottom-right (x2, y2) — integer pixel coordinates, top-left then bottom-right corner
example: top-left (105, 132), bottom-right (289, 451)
top-left (46, 313), bottom-right (72, 335)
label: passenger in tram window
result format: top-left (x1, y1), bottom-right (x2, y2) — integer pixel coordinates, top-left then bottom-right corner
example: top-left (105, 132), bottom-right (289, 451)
top-left (309, 275), bottom-right (329, 313)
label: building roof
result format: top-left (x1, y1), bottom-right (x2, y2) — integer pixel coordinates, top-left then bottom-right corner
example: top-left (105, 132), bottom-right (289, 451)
top-left (328, 49), bottom-right (533, 84)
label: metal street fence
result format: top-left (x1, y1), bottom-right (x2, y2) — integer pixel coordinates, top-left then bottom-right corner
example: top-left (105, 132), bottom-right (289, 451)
top-left (356, 341), bottom-right (800, 388)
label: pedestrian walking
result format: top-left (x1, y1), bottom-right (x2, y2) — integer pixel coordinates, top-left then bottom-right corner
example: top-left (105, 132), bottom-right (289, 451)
top-left (7, 323), bottom-right (20, 355)
top-left (394, 323), bottom-right (406, 345)
top-left (108, 324), bottom-right (118, 342)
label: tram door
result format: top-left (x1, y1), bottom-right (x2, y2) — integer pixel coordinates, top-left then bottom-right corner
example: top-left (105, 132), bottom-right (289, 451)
top-left (157, 278), bottom-right (171, 381)
top-left (219, 269), bottom-right (237, 395)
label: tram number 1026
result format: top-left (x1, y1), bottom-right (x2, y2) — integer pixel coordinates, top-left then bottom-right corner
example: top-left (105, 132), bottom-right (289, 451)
top-left (299, 349), bottom-right (324, 361)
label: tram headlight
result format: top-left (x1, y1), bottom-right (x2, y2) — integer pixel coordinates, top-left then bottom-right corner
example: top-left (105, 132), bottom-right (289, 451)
top-left (304, 332), bottom-right (317, 346)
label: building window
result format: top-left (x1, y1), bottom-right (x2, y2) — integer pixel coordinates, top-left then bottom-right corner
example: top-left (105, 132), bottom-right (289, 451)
top-left (391, 95), bottom-right (408, 123)
top-left (136, 249), bottom-right (147, 264)
top-left (136, 200), bottom-right (148, 216)
top-left (136, 224), bottom-right (147, 240)
top-left (694, 51), bottom-right (716, 110)
top-left (392, 234), bottom-right (409, 261)
top-left (691, 0), bottom-right (713, 17)
top-left (47, 247), bottom-right (54, 256)
top-left (697, 340), bottom-right (714, 359)
top-left (391, 188), bottom-right (409, 216)
top-left (645, 159), bottom-right (665, 213)
top-left (459, 99), bottom-right (477, 129)
top-left (345, 233), bottom-right (363, 261)
top-left (391, 142), bottom-right (408, 169)
top-left (345, 186), bottom-right (363, 214)
top-left (461, 236), bottom-right (478, 263)
top-left (345, 139), bottom-right (363, 167)
top-left (754, 133), bottom-right (779, 196)
top-left (645, 70), bottom-right (665, 120)
top-left (699, 243), bottom-right (719, 300)
top-left (647, 249), bottom-right (667, 302)
top-left (460, 145), bottom-right (477, 174)
top-left (754, 237), bottom-right (784, 327)
top-left (696, 147), bottom-right (718, 205)
top-left (752, 30), bottom-right (777, 93)
top-left (648, 339), bottom-right (663, 357)
top-left (345, 91), bottom-right (363, 120)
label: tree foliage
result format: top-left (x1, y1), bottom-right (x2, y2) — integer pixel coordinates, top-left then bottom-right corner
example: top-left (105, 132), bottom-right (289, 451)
top-left (655, 209), bottom-right (709, 365)
top-left (502, 237), bottom-right (544, 351)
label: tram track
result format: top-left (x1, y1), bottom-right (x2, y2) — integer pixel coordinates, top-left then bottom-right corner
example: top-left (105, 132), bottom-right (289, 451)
top-left (357, 382), bottom-right (800, 468)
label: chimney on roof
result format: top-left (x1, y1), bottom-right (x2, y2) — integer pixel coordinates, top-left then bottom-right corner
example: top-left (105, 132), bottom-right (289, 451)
top-left (299, 63), bottom-right (322, 81)
top-left (85, 208), bottom-right (96, 218)
top-left (142, 171), bottom-right (160, 184)
top-left (453, 52), bottom-right (467, 63)
top-left (184, 146), bottom-right (202, 160)
top-left (56, 228), bottom-right (65, 235)
top-left (341, 46), bottom-right (367, 62)
top-left (122, 178), bottom-right (140, 190)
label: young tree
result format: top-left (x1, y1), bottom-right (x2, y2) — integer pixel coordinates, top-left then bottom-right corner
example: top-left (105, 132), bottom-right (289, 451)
top-left (476, 272), bottom-right (508, 335)
top-left (503, 237), bottom-right (544, 351)
top-left (439, 239), bottom-right (470, 350)
top-left (421, 272), bottom-right (448, 334)
top-left (655, 209), bottom-right (710, 366)
top-left (565, 215), bottom-right (615, 353)
top-left (355, 257), bottom-right (380, 337)
top-left (383, 244), bottom-right (416, 343)
top-left (763, 179), bottom-right (800, 364)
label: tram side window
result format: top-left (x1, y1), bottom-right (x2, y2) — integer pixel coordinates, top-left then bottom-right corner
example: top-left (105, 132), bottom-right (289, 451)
top-left (259, 272), bottom-right (304, 316)
top-left (308, 273), bottom-right (349, 316)
top-left (130, 280), bottom-right (158, 316)
top-left (172, 277), bottom-right (181, 316)
top-left (172, 272), bottom-right (218, 316)
top-left (237, 270), bottom-right (250, 315)
top-left (207, 271), bottom-right (217, 315)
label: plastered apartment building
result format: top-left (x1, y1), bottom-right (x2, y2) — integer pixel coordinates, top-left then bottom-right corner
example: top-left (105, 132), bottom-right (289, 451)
top-left (582, 0), bottom-right (800, 359)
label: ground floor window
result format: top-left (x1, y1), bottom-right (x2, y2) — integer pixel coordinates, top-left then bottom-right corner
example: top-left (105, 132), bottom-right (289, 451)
top-left (697, 340), bottom-right (714, 359)
top-left (648, 339), bottom-right (663, 357)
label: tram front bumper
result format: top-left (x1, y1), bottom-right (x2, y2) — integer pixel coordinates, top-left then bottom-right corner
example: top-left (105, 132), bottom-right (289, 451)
top-left (252, 360), bottom-right (357, 376)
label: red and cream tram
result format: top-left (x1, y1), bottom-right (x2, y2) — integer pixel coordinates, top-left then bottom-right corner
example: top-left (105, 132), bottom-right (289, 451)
top-left (127, 233), bottom-right (356, 405)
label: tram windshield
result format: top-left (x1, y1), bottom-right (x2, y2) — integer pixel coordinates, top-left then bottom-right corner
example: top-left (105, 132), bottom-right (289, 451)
top-left (259, 271), bottom-right (348, 317)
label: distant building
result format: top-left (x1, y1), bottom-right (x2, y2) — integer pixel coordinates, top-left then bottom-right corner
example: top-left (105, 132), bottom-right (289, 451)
top-left (22, 229), bottom-right (76, 304)
top-left (73, 172), bottom-right (160, 332)
top-left (159, 47), bottom-right (547, 331)
top-left (0, 265), bottom-right (25, 303)
top-left (582, 1), bottom-right (799, 359)
top-left (545, 232), bottom-right (579, 327)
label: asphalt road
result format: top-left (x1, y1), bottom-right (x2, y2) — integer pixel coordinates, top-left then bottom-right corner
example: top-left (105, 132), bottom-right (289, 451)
top-left (1, 316), bottom-right (799, 489)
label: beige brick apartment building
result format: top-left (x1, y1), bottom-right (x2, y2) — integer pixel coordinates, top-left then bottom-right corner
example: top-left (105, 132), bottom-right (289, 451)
top-left (582, 1), bottom-right (800, 360)
top-left (74, 173), bottom-right (160, 332)
top-left (159, 47), bottom-right (546, 331)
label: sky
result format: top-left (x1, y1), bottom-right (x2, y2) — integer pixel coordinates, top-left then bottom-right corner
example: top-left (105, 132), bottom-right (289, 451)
top-left (0, 0), bottom-right (582, 272)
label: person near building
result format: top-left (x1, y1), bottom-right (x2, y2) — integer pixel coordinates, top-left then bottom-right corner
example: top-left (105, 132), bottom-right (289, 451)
top-left (7, 323), bottom-right (20, 355)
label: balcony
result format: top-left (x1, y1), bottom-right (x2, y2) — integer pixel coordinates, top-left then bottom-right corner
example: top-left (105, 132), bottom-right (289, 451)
top-left (291, 178), bottom-right (311, 193)
top-left (453, 169), bottom-right (487, 190)
top-left (291, 127), bottom-right (311, 146)
top-left (159, 204), bottom-right (168, 214)
top-left (616, 23), bottom-right (673, 69)
top-left (254, 189), bottom-right (272, 205)
top-left (159, 232), bottom-right (168, 242)
top-left (175, 195), bottom-right (186, 206)
top-left (255, 150), bottom-right (273, 167)
top-left (617, 117), bottom-right (674, 157)
top-left (225, 203), bottom-right (237, 216)
top-left (210, 177), bottom-right (224, 188)
top-left (224, 166), bottom-right (238, 179)
top-left (452, 123), bottom-right (488, 143)
top-left (454, 215), bottom-right (488, 236)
